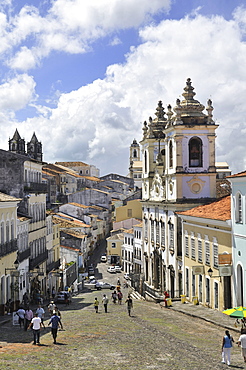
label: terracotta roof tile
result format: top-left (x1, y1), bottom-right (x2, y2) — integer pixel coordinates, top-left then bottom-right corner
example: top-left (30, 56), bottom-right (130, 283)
top-left (177, 196), bottom-right (231, 221)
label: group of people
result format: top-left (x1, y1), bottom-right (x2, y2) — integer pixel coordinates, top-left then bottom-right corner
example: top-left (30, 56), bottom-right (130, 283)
top-left (221, 328), bottom-right (246, 366)
top-left (16, 299), bottom-right (64, 345)
top-left (94, 294), bottom-right (133, 316)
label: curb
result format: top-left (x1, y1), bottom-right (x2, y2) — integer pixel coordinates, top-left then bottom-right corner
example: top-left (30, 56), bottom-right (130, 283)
top-left (169, 306), bottom-right (240, 333)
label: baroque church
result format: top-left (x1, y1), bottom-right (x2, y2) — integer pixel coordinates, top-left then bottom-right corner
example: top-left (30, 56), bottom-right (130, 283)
top-left (140, 78), bottom-right (218, 298)
top-left (9, 129), bottom-right (43, 162)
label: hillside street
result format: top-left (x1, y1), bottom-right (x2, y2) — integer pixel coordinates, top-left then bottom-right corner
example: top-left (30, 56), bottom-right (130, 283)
top-left (0, 261), bottom-right (245, 369)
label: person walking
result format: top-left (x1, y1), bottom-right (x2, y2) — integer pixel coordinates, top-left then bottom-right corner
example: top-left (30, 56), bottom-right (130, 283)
top-left (36, 304), bottom-right (45, 328)
top-left (238, 329), bottom-right (246, 363)
top-left (112, 291), bottom-right (117, 304)
top-left (48, 311), bottom-right (63, 344)
top-left (102, 294), bottom-right (109, 313)
top-left (24, 306), bottom-right (33, 331)
top-left (117, 290), bottom-right (123, 305)
top-left (125, 295), bottom-right (133, 317)
top-left (94, 297), bottom-right (99, 313)
top-left (28, 312), bottom-right (44, 345)
top-left (221, 330), bottom-right (234, 365)
top-left (16, 306), bottom-right (25, 328)
top-left (48, 300), bottom-right (56, 315)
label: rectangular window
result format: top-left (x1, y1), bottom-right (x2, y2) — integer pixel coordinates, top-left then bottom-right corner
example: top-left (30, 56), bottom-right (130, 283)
top-left (144, 219), bottom-right (148, 239)
top-left (127, 209), bottom-right (132, 218)
top-left (205, 239), bottom-right (210, 265)
top-left (169, 223), bottom-right (174, 249)
top-left (191, 237), bottom-right (195, 259)
top-left (198, 239), bottom-right (202, 262)
top-left (112, 242), bottom-right (116, 248)
top-left (161, 222), bottom-right (165, 247)
top-left (151, 220), bottom-right (154, 242)
top-left (156, 222), bottom-right (160, 244)
top-left (213, 243), bottom-right (218, 268)
top-left (185, 235), bottom-right (189, 257)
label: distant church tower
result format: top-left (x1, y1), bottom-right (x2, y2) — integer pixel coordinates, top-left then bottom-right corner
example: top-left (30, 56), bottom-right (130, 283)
top-left (129, 139), bottom-right (142, 189)
top-left (9, 129), bottom-right (26, 155)
top-left (27, 132), bottom-right (43, 162)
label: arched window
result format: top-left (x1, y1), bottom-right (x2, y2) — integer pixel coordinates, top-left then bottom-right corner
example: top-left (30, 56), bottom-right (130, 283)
top-left (133, 149), bottom-right (137, 158)
top-left (169, 141), bottom-right (173, 168)
top-left (189, 137), bottom-right (203, 167)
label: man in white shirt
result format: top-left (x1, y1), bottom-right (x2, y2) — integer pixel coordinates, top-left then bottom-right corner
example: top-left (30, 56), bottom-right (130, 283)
top-left (36, 304), bottom-right (45, 328)
top-left (28, 313), bottom-right (44, 345)
top-left (16, 307), bottom-right (25, 328)
top-left (238, 331), bottom-right (246, 363)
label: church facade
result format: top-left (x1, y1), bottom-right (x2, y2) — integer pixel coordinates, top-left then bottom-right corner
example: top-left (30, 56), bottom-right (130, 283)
top-left (140, 78), bottom-right (218, 299)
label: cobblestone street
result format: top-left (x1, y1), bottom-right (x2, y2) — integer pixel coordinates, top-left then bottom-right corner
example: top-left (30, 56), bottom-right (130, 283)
top-left (0, 289), bottom-right (245, 370)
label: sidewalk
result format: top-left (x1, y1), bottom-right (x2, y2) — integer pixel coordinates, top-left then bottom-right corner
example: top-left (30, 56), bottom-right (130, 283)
top-left (167, 300), bottom-right (241, 333)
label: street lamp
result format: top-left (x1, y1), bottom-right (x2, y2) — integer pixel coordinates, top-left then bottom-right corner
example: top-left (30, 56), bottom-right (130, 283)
top-left (207, 268), bottom-right (221, 282)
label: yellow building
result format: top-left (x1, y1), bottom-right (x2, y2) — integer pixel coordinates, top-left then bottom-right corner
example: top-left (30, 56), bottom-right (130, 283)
top-left (115, 199), bottom-right (142, 222)
top-left (178, 196), bottom-right (232, 311)
top-left (106, 231), bottom-right (124, 265)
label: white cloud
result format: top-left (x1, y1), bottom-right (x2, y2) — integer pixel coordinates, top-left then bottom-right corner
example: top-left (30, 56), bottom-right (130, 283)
top-left (1, 0), bottom-right (171, 71)
top-left (0, 74), bottom-right (36, 110)
top-left (1, 7), bottom-right (246, 176)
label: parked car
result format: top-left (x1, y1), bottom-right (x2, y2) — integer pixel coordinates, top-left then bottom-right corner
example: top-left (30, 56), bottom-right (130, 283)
top-left (95, 282), bottom-right (116, 290)
top-left (114, 266), bottom-right (122, 273)
top-left (100, 254), bottom-right (107, 262)
top-left (107, 266), bottom-right (116, 273)
top-left (84, 278), bottom-right (98, 288)
top-left (124, 273), bottom-right (130, 280)
top-left (55, 291), bottom-right (72, 303)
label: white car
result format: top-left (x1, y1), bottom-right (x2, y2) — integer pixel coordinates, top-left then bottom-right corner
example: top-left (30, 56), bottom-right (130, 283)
top-left (95, 282), bottom-right (116, 290)
top-left (100, 254), bottom-right (107, 262)
top-left (124, 273), bottom-right (130, 280)
top-left (107, 266), bottom-right (116, 273)
top-left (114, 266), bottom-right (122, 273)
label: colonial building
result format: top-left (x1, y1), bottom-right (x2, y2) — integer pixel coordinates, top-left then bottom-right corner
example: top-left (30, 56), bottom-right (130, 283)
top-left (178, 196), bottom-right (232, 311)
top-left (141, 78), bottom-right (218, 300)
top-left (228, 171), bottom-right (246, 307)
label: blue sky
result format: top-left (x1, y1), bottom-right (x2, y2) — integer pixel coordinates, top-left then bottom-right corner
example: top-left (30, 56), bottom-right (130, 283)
top-left (0, 0), bottom-right (246, 175)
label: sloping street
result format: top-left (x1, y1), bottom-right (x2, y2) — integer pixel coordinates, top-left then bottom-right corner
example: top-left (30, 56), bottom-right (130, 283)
top-left (0, 262), bottom-right (245, 369)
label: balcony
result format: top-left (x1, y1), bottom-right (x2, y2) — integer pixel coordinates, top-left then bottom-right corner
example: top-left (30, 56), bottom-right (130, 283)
top-left (18, 247), bottom-right (31, 262)
top-left (0, 239), bottom-right (18, 258)
top-left (29, 250), bottom-right (48, 270)
top-left (46, 259), bottom-right (61, 273)
top-left (24, 182), bottom-right (48, 193)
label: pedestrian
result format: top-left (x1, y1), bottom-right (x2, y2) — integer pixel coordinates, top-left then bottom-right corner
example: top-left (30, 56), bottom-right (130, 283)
top-left (125, 295), bottom-right (133, 317)
top-left (52, 286), bottom-right (56, 299)
top-left (71, 284), bottom-right (75, 295)
top-left (64, 291), bottom-right (69, 305)
top-left (238, 328), bottom-right (246, 363)
top-left (48, 310), bottom-right (63, 344)
top-left (163, 291), bottom-right (170, 308)
top-left (94, 297), bottom-right (99, 313)
top-left (22, 292), bottom-right (29, 308)
top-left (28, 312), bottom-right (44, 345)
top-left (117, 290), bottom-right (123, 305)
top-left (221, 330), bottom-right (234, 366)
top-left (48, 300), bottom-right (56, 315)
top-left (16, 306), bottom-right (25, 328)
top-left (112, 291), bottom-right (117, 304)
top-left (102, 294), bottom-right (109, 313)
top-left (36, 304), bottom-right (45, 328)
top-left (24, 306), bottom-right (33, 331)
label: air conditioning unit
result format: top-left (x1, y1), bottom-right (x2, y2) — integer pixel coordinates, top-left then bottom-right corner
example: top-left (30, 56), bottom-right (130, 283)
top-left (219, 265), bottom-right (232, 277)
top-left (192, 266), bottom-right (205, 275)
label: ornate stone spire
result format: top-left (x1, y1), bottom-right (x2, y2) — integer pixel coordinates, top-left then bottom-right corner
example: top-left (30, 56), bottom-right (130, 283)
top-left (155, 101), bottom-right (165, 121)
top-left (206, 99), bottom-right (214, 123)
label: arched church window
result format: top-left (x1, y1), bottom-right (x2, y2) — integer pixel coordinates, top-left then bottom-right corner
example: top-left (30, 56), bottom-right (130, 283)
top-left (144, 151), bottom-right (147, 173)
top-left (189, 137), bottom-right (202, 167)
top-left (169, 141), bottom-right (173, 168)
top-left (133, 149), bottom-right (137, 158)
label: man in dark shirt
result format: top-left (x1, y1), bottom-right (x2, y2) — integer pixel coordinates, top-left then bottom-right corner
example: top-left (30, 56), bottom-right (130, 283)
top-left (48, 311), bottom-right (63, 344)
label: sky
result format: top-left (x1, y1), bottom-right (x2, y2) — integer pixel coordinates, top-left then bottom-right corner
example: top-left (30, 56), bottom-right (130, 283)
top-left (0, 0), bottom-right (246, 176)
